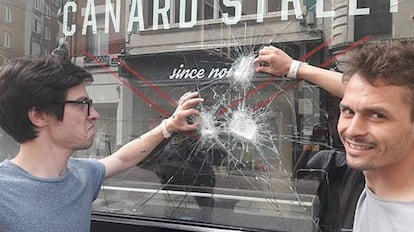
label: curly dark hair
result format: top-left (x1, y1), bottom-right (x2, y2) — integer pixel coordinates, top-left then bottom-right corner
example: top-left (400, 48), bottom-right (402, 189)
top-left (0, 55), bottom-right (93, 143)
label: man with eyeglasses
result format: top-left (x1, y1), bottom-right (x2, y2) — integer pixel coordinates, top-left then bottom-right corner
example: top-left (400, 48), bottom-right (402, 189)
top-left (0, 55), bottom-right (203, 231)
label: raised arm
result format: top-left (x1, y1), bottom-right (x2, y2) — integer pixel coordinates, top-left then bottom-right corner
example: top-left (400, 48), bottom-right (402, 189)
top-left (100, 92), bottom-right (203, 178)
top-left (254, 46), bottom-right (345, 98)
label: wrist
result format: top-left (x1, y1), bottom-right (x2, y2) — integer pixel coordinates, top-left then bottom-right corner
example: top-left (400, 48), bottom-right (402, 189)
top-left (161, 119), bottom-right (174, 138)
top-left (287, 60), bottom-right (303, 79)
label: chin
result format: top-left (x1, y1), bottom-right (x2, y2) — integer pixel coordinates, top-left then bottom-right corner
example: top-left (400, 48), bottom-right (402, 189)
top-left (346, 158), bottom-right (375, 171)
top-left (77, 139), bottom-right (94, 150)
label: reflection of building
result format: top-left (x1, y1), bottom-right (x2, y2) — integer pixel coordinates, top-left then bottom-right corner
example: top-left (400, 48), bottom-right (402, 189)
top-left (0, 0), bottom-right (25, 64)
top-left (0, 0), bottom-right (62, 64)
top-left (329, 0), bottom-right (414, 60)
top-left (24, 0), bottom-right (62, 56)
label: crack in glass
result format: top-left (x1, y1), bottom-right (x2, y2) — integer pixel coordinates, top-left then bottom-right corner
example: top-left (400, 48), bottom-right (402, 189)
top-left (90, 49), bottom-right (327, 231)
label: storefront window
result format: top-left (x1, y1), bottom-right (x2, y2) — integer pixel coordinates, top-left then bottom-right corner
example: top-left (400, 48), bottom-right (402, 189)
top-left (1, 0), bottom-right (413, 231)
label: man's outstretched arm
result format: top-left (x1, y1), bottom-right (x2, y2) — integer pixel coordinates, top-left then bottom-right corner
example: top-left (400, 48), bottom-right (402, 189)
top-left (100, 92), bottom-right (203, 178)
top-left (254, 46), bottom-right (345, 98)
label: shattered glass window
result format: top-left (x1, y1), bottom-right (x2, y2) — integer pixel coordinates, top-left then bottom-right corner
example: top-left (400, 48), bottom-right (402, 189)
top-left (0, 0), bottom-right (412, 231)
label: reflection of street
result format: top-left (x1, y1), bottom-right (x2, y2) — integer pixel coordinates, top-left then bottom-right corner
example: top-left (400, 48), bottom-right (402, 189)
top-left (138, 133), bottom-right (217, 222)
top-left (0, 128), bottom-right (18, 160)
top-left (93, 167), bottom-right (320, 232)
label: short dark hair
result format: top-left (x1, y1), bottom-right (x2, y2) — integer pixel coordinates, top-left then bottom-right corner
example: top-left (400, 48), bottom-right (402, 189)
top-left (0, 55), bottom-right (93, 143)
top-left (343, 41), bottom-right (414, 118)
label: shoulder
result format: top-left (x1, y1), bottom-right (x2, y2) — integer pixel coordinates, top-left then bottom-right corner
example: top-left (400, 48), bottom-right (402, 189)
top-left (67, 158), bottom-right (106, 195)
top-left (307, 149), bottom-right (346, 168)
top-left (0, 160), bottom-right (19, 177)
top-left (68, 158), bottom-right (106, 177)
top-left (0, 159), bottom-right (10, 168)
top-left (0, 160), bottom-right (11, 180)
top-left (69, 157), bottom-right (104, 167)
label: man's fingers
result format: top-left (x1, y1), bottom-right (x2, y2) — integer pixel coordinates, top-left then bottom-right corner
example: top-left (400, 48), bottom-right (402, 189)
top-left (179, 93), bottom-right (203, 109)
top-left (258, 46), bottom-right (276, 55)
top-left (179, 91), bottom-right (199, 102)
top-left (255, 66), bottom-right (272, 75)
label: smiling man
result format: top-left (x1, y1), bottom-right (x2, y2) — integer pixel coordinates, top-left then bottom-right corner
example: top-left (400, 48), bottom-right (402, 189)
top-left (255, 41), bottom-right (414, 231)
top-left (0, 55), bottom-right (203, 231)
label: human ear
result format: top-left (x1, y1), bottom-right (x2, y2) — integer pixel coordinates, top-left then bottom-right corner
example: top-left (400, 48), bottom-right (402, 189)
top-left (27, 107), bottom-right (48, 128)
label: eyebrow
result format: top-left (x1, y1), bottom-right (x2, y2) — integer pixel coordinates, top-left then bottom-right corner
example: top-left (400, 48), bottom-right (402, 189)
top-left (339, 102), bottom-right (389, 115)
top-left (338, 103), bottom-right (348, 109)
top-left (68, 96), bottom-right (90, 101)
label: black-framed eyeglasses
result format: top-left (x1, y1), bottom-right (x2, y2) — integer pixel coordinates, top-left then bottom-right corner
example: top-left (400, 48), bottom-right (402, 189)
top-left (59, 98), bottom-right (93, 116)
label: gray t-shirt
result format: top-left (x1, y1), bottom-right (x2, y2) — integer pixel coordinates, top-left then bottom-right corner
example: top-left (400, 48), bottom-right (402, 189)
top-left (353, 187), bottom-right (414, 232)
top-left (0, 158), bottom-right (105, 232)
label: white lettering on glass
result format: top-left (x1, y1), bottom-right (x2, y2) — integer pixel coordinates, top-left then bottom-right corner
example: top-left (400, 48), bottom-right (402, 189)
top-left (63, 1), bottom-right (76, 36)
top-left (168, 64), bottom-right (229, 80)
top-left (179, 0), bottom-right (197, 28)
top-left (281, 0), bottom-right (303, 20)
top-left (105, 0), bottom-right (120, 33)
top-left (316, 0), bottom-right (335, 18)
top-left (349, 0), bottom-right (370, 15)
top-left (222, 0), bottom-right (242, 25)
top-left (153, 0), bottom-right (171, 30)
top-left (256, 0), bottom-right (265, 23)
top-left (127, 0), bottom-right (145, 33)
top-left (62, 0), bottom-right (400, 37)
top-left (82, 0), bottom-right (97, 35)
top-left (390, 0), bottom-right (398, 13)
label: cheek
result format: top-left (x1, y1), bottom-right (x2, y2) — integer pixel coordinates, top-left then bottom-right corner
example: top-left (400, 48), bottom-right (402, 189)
top-left (400, 127), bottom-right (414, 148)
top-left (336, 117), bottom-right (345, 134)
top-left (62, 117), bottom-right (86, 134)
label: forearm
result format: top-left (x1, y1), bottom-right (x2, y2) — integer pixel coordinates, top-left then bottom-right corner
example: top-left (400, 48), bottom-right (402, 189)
top-left (297, 63), bottom-right (344, 98)
top-left (100, 91), bottom-right (203, 178)
top-left (101, 120), bottom-right (168, 178)
top-left (255, 46), bottom-right (345, 98)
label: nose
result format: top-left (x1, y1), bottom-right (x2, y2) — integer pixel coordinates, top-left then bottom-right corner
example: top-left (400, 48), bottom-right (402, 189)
top-left (88, 106), bottom-right (100, 120)
top-left (338, 114), bottom-right (367, 137)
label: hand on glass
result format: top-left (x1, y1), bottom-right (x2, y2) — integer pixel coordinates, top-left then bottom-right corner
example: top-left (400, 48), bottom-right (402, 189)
top-left (254, 46), bottom-right (294, 77)
top-left (166, 91), bottom-right (203, 133)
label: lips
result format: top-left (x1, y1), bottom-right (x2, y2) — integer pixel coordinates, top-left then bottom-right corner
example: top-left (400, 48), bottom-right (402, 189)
top-left (87, 125), bottom-right (96, 136)
top-left (347, 142), bottom-right (374, 150)
top-left (87, 123), bottom-right (95, 130)
top-left (342, 136), bottom-right (376, 154)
